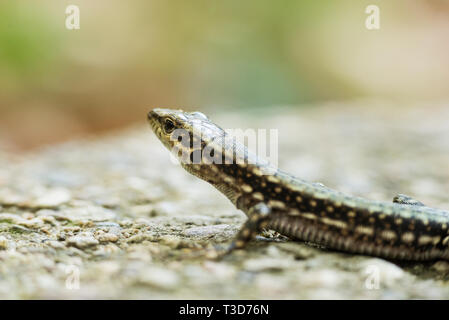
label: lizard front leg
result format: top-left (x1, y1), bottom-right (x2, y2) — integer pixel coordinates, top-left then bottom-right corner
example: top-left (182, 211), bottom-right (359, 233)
top-left (223, 202), bottom-right (272, 255)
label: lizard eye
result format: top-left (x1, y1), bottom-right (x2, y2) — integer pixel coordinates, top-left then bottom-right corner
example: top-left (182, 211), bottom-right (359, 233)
top-left (163, 118), bottom-right (175, 134)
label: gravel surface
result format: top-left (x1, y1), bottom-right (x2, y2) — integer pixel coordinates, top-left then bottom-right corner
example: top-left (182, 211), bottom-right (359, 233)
top-left (1, 101), bottom-right (449, 299)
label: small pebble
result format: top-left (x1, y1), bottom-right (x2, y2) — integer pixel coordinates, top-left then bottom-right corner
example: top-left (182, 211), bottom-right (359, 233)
top-left (159, 235), bottom-right (181, 249)
top-left (0, 236), bottom-right (9, 250)
top-left (67, 234), bottom-right (99, 249)
top-left (96, 233), bottom-right (119, 243)
top-left (126, 233), bottom-right (154, 243)
top-left (47, 240), bottom-right (65, 249)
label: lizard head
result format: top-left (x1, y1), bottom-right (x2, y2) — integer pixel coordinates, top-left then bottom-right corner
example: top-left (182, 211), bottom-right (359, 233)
top-left (148, 108), bottom-right (275, 204)
top-left (147, 108), bottom-right (229, 168)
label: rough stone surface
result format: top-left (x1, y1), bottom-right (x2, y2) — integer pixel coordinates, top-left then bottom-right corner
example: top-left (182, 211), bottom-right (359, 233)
top-left (0, 102), bottom-right (449, 299)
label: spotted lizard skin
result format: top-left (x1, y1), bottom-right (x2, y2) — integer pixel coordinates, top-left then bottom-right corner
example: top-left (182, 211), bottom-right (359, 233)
top-left (148, 108), bottom-right (449, 261)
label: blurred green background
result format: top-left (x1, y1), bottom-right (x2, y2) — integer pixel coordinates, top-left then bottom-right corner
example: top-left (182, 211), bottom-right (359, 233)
top-left (1, 0), bottom-right (449, 150)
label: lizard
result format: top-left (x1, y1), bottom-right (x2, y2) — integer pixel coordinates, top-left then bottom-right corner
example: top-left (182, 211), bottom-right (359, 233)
top-left (147, 108), bottom-right (449, 261)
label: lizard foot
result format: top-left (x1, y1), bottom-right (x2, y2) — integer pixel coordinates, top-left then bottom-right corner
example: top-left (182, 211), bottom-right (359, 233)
top-left (214, 203), bottom-right (272, 258)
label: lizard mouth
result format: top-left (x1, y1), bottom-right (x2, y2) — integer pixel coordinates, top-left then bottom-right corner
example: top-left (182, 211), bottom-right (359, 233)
top-left (147, 110), bottom-right (159, 131)
top-left (147, 109), bottom-right (170, 144)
